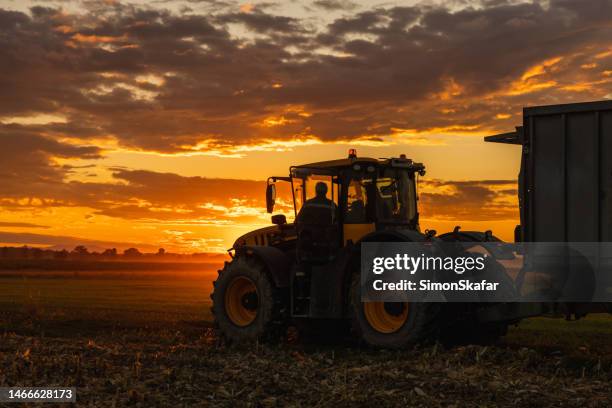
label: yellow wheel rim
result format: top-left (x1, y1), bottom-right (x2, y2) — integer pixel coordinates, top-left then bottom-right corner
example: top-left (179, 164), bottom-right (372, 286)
top-left (225, 276), bottom-right (258, 326)
top-left (363, 302), bottom-right (409, 334)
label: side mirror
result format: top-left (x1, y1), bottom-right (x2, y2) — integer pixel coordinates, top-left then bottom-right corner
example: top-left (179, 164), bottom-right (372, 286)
top-left (271, 214), bottom-right (286, 225)
top-left (266, 183), bottom-right (276, 213)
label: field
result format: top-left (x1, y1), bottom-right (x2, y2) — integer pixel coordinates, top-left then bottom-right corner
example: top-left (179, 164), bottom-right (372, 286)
top-left (1, 268), bottom-right (611, 407)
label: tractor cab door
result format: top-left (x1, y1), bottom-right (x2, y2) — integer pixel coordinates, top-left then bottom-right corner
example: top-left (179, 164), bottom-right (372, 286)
top-left (291, 168), bottom-right (341, 317)
top-left (292, 168), bottom-right (340, 263)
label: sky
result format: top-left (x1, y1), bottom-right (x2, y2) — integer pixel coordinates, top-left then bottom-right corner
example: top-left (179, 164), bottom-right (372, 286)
top-left (0, 0), bottom-right (610, 253)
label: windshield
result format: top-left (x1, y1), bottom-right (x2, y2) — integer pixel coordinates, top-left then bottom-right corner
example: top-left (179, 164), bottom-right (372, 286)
top-left (291, 166), bottom-right (416, 225)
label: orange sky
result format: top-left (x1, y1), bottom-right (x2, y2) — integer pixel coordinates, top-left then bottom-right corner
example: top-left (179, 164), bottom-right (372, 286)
top-left (0, 0), bottom-right (610, 252)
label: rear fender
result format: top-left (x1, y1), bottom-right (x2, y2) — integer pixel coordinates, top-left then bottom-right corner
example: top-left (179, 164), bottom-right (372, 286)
top-left (237, 245), bottom-right (291, 288)
top-left (437, 229), bottom-right (516, 260)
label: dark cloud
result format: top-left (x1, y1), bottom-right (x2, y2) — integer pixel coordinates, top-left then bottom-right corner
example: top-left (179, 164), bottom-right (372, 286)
top-left (0, 165), bottom-right (293, 225)
top-left (0, 230), bottom-right (159, 252)
top-left (0, 146), bottom-right (516, 224)
top-left (0, 222), bottom-right (50, 229)
top-left (1, 0), bottom-right (609, 154)
top-left (0, 125), bottom-right (101, 202)
top-left (218, 11), bottom-right (304, 34)
top-left (312, 0), bottom-right (357, 11)
top-left (419, 179), bottom-right (518, 221)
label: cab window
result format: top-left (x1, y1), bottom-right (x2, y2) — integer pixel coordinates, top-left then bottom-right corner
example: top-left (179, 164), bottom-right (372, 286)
top-left (304, 174), bottom-right (337, 205)
top-left (291, 169), bottom-right (339, 218)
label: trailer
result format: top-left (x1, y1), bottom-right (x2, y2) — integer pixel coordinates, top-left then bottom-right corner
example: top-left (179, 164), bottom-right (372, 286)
top-left (486, 100), bottom-right (612, 243)
top-left (484, 100), bottom-right (612, 320)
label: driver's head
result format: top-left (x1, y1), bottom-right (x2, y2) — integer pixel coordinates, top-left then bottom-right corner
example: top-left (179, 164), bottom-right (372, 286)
top-left (315, 182), bottom-right (328, 198)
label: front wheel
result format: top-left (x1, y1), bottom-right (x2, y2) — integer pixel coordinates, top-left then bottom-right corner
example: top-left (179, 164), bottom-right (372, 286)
top-left (350, 274), bottom-right (440, 348)
top-left (211, 257), bottom-right (284, 343)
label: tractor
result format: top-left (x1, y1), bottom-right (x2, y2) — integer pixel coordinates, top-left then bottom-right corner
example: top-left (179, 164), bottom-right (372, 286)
top-left (211, 149), bottom-right (509, 348)
top-left (212, 100), bottom-right (612, 348)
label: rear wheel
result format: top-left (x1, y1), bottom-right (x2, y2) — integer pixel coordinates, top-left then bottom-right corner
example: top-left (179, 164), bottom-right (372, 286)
top-left (224, 276), bottom-right (258, 326)
top-left (212, 257), bottom-right (284, 343)
top-left (350, 274), bottom-right (440, 348)
top-left (363, 302), bottom-right (410, 334)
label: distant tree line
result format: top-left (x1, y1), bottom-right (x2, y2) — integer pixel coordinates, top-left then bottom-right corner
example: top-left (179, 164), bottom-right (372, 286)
top-left (0, 246), bottom-right (216, 261)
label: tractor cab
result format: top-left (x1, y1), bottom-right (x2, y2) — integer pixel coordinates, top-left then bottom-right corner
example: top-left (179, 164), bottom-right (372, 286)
top-left (266, 149), bottom-right (425, 253)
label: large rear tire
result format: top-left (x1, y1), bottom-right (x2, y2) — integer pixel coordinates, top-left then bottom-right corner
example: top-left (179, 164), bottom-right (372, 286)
top-left (350, 274), bottom-right (440, 349)
top-left (211, 257), bottom-right (284, 343)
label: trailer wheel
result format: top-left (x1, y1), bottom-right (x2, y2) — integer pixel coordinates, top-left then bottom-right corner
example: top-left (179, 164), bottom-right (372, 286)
top-left (350, 274), bottom-right (440, 348)
top-left (211, 257), bottom-right (284, 343)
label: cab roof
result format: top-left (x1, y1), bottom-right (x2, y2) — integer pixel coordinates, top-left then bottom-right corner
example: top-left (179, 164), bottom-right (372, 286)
top-left (292, 155), bottom-right (425, 173)
top-left (294, 157), bottom-right (379, 170)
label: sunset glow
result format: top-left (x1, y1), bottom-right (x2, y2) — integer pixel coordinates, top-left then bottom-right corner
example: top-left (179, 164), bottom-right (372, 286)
top-left (1, 0), bottom-right (611, 253)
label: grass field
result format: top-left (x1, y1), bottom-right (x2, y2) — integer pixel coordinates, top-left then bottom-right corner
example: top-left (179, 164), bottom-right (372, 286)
top-left (1, 269), bottom-right (611, 406)
top-left (0, 269), bottom-right (216, 324)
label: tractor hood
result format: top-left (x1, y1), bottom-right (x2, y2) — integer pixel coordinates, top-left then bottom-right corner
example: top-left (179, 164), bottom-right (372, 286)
top-left (232, 223), bottom-right (297, 250)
